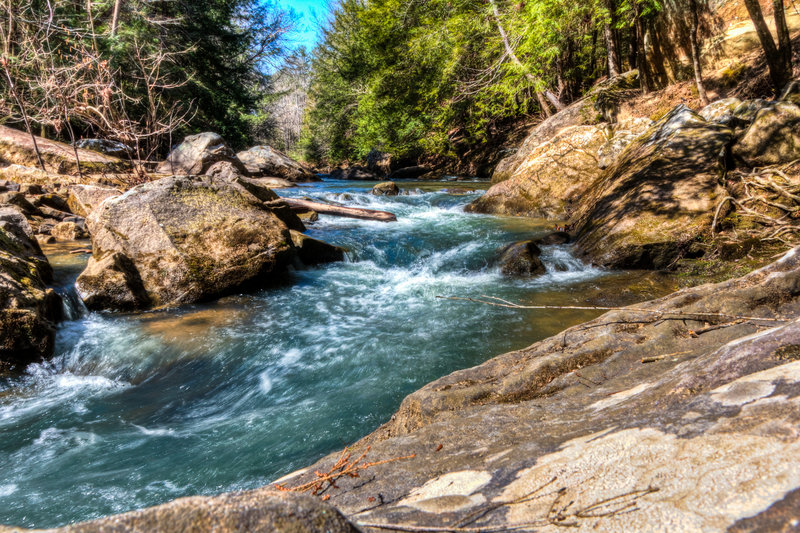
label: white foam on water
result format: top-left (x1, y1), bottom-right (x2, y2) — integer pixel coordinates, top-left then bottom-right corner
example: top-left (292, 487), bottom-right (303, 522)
top-left (0, 484), bottom-right (17, 497)
top-left (132, 424), bottom-right (177, 437)
top-left (259, 372), bottom-right (273, 394)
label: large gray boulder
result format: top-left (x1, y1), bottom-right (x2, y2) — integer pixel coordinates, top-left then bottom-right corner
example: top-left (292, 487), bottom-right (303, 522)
top-left (284, 247), bottom-right (800, 532)
top-left (75, 175), bottom-right (296, 310)
top-left (491, 71), bottom-right (639, 184)
top-left (498, 240), bottom-right (546, 276)
top-left (572, 105), bottom-right (730, 269)
top-left (156, 132), bottom-right (247, 176)
top-left (732, 101), bottom-right (800, 167)
top-left (0, 207), bottom-right (61, 370)
top-left (466, 125), bottom-right (607, 219)
top-left (237, 145), bottom-right (318, 182)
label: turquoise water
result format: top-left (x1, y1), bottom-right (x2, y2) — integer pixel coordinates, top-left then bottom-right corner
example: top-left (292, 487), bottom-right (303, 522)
top-left (0, 180), bottom-right (672, 528)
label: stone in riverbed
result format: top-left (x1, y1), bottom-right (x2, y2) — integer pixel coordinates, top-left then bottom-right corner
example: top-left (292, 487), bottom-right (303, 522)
top-left (0, 207), bottom-right (61, 370)
top-left (534, 231), bottom-right (571, 245)
top-left (372, 181), bottom-right (400, 196)
top-left (76, 175), bottom-right (296, 310)
top-left (51, 221), bottom-right (86, 241)
top-left (498, 241), bottom-right (546, 276)
top-left (290, 230), bottom-right (345, 265)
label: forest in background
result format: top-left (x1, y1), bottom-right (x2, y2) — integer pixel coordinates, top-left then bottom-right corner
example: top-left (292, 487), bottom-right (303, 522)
top-left (1, 0), bottom-right (795, 170)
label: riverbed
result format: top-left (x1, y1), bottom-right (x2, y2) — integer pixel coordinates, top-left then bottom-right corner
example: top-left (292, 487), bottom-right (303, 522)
top-left (0, 180), bottom-right (678, 528)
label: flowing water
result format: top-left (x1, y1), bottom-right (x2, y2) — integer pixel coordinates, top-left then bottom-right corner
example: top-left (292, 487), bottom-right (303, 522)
top-left (0, 180), bottom-right (677, 528)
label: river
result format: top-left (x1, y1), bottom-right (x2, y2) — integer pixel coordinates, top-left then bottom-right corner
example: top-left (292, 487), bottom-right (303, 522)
top-left (0, 179), bottom-right (677, 528)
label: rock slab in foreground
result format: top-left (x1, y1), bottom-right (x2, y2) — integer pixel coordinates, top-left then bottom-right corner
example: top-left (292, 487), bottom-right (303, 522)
top-left (573, 104), bottom-right (729, 269)
top-left (0, 491), bottom-right (358, 533)
top-left (76, 175), bottom-right (295, 310)
top-left (0, 207), bottom-right (61, 369)
top-left (282, 247), bottom-right (800, 532)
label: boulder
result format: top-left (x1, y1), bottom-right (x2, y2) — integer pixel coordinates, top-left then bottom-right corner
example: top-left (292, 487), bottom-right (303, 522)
top-left (19, 184), bottom-right (43, 195)
top-left (698, 97), bottom-right (742, 126)
top-left (466, 125), bottom-right (607, 219)
top-left (492, 71), bottom-right (639, 184)
top-left (76, 175), bottom-right (296, 310)
top-left (573, 105), bottom-right (730, 269)
top-left (74, 139), bottom-right (132, 159)
top-left (236, 145), bottom-right (317, 182)
top-left (329, 166), bottom-right (378, 180)
top-left (286, 248), bottom-right (800, 532)
top-left (498, 241), bottom-right (546, 276)
top-left (36, 235), bottom-right (55, 245)
top-left (51, 221), bottom-right (86, 241)
top-left (67, 184), bottom-right (122, 217)
top-left (732, 101), bottom-right (800, 167)
top-left (156, 132), bottom-right (247, 176)
top-left (372, 181), bottom-right (400, 196)
top-left (0, 179), bottom-right (21, 192)
top-left (25, 490), bottom-right (357, 533)
top-left (204, 160), bottom-right (248, 181)
top-left (290, 230), bottom-right (346, 265)
top-left (779, 78), bottom-right (800, 106)
top-left (0, 207), bottom-right (61, 369)
top-left (596, 117), bottom-right (652, 169)
top-left (0, 125), bottom-right (128, 175)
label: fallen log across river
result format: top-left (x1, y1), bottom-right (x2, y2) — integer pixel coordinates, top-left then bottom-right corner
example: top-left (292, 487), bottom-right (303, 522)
top-left (281, 197), bottom-right (397, 222)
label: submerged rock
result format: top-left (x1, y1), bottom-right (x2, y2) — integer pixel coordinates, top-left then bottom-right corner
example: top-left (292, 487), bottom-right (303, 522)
top-left (237, 145), bottom-right (318, 182)
top-left (573, 105), bottom-right (729, 269)
top-left (732, 101), bottom-right (800, 167)
top-left (156, 132), bottom-right (247, 176)
top-left (466, 125), bottom-right (607, 219)
top-left (498, 241), bottom-right (546, 276)
top-left (0, 207), bottom-right (61, 369)
top-left (372, 181), bottom-right (400, 196)
top-left (76, 175), bottom-right (296, 310)
top-left (285, 247), bottom-right (800, 532)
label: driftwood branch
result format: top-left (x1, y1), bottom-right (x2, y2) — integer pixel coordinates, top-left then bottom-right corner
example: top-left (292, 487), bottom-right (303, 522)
top-left (436, 294), bottom-right (788, 323)
top-left (282, 197), bottom-right (397, 222)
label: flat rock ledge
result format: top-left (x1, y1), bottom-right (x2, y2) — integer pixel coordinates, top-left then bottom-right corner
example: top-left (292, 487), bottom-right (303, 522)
top-left (279, 246), bottom-right (800, 532)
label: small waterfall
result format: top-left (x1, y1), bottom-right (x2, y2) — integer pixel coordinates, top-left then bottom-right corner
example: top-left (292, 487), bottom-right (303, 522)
top-left (60, 285), bottom-right (87, 321)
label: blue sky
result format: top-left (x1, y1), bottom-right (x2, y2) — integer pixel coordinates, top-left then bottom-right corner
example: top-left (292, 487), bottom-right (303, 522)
top-left (280, 0), bottom-right (331, 52)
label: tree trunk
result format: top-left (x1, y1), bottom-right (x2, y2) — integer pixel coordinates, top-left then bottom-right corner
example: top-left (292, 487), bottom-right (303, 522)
top-left (111, 0), bottom-right (122, 35)
top-left (535, 92), bottom-right (553, 117)
top-left (487, 0), bottom-right (563, 112)
top-left (633, 2), bottom-right (652, 93)
top-left (743, 0), bottom-right (788, 93)
top-left (604, 22), bottom-right (620, 77)
top-left (689, 0), bottom-right (709, 106)
top-left (281, 197), bottom-right (397, 222)
top-left (772, 0), bottom-right (793, 88)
